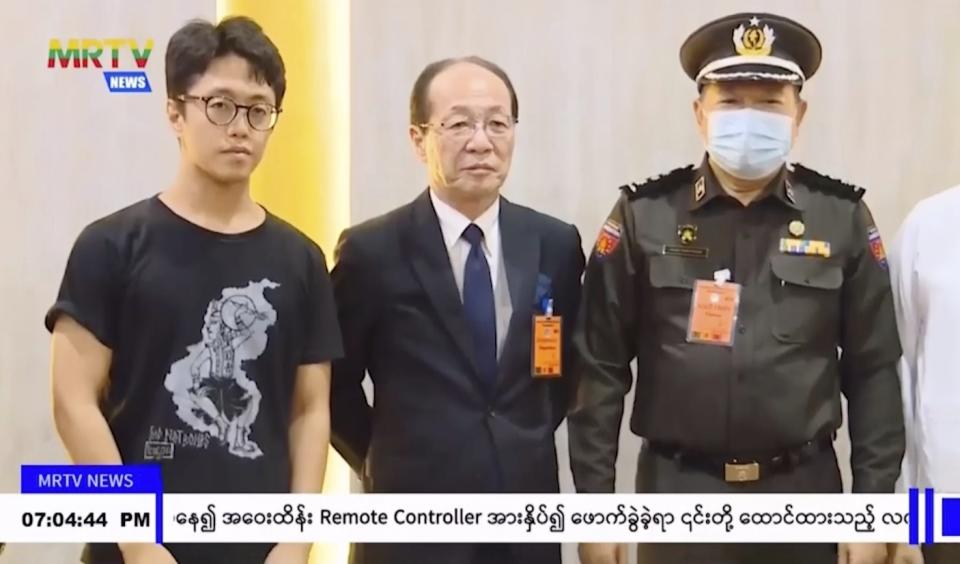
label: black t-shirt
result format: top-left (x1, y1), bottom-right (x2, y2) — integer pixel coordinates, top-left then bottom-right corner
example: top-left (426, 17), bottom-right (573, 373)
top-left (45, 196), bottom-right (343, 564)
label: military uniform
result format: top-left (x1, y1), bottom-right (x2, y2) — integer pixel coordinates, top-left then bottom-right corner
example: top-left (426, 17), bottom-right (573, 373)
top-left (568, 12), bottom-right (905, 564)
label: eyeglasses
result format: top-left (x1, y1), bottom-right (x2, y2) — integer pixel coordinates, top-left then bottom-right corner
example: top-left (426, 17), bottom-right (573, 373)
top-left (419, 114), bottom-right (517, 141)
top-left (178, 94), bottom-right (281, 131)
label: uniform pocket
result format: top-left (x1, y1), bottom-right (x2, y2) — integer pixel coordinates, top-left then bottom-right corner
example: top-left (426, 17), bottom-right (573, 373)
top-left (648, 254), bottom-right (697, 289)
top-left (770, 254), bottom-right (843, 343)
top-left (647, 255), bottom-right (702, 342)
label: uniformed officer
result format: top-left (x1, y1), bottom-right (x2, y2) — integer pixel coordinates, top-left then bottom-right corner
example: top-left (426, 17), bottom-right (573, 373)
top-left (569, 13), bottom-right (905, 564)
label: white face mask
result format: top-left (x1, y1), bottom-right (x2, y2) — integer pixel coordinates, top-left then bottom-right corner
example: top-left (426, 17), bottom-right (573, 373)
top-left (705, 108), bottom-right (794, 180)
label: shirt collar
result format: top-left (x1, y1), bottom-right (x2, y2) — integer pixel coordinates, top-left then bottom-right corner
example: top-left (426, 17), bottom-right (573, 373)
top-left (690, 155), bottom-right (802, 211)
top-left (429, 189), bottom-right (500, 252)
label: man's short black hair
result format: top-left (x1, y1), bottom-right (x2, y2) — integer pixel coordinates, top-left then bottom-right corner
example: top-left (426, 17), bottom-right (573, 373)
top-left (166, 16), bottom-right (286, 107)
top-left (410, 56), bottom-right (518, 126)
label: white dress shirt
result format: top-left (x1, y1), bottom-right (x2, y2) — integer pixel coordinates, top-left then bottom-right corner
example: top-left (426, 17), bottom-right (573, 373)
top-left (890, 185), bottom-right (960, 491)
top-left (429, 189), bottom-right (500, 296)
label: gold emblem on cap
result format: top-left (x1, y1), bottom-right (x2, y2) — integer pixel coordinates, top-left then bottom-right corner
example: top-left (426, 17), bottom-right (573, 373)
top-left (694, 177), bottom-right (706, 202)
top-left (678, 224), bottom-right (698, 245)
top-left (734, 16), bottom-right (776, 57)
top-left (789, 220), bottom-right (805, 237)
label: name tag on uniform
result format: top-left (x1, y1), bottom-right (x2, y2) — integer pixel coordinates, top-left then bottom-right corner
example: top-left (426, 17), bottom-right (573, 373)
top-left (532, 299), bottom-right (562, 378)
top-left (687, 274), bottom-right (741, 347)
top-left (779, 238), bottom-right (831, 258)
top-left (662, 245), bottom-right (709, 259)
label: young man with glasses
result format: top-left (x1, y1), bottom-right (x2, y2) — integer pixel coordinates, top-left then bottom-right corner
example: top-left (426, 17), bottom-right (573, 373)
top-left (329, 57), bottom-right (585, 564)
top-left (45, 16), bottom-right (342, 564)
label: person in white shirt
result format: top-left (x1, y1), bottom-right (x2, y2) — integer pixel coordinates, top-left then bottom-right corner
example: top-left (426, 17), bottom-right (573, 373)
top-left (888, 186), bottom-right (960, 564)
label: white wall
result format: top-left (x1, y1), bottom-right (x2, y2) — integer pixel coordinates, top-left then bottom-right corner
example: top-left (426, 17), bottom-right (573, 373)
top-left (351, 0), bottom-right (960, 230)
top-left (0, 1), bottom-right (216, 560)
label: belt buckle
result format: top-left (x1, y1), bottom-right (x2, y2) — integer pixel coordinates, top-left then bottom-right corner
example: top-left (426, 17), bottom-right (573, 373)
top-left (724, 461), bottom-right (760, 482)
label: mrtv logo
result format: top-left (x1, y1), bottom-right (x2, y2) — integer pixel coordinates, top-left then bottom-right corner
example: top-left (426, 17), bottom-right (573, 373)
top-left (48, 38), bottom-right (154, 93)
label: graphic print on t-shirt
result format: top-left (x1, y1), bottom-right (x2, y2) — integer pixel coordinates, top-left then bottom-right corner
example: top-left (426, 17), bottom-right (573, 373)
top-left (161, 279), bottom-right (280, 460)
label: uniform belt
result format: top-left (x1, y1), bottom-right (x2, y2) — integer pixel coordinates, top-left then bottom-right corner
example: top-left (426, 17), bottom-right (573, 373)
top-left (647, 436), bottom-right (834, 483)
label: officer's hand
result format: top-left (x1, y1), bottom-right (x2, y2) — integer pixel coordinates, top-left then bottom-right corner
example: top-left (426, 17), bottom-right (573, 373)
top-left (263, 543), bottom-right (311, 563)
top-left (837, 542), bottom-right (887, 564)
top-left (578, 542), bottom-right (627, 564)
top-left (887, 543), bottom-right (924, 564)
top-left (118, 543), bottom-right (178, 563)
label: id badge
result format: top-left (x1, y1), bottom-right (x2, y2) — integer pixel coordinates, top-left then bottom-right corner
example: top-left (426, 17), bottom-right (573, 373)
top-left (687, 275), bottom-right (741, 347)
top-left (532, 299), bottom-right (562, 378)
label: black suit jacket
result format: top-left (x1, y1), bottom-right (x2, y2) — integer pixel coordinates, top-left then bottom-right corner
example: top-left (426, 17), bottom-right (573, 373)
top-left (330, 191), bottom-right (584, 564)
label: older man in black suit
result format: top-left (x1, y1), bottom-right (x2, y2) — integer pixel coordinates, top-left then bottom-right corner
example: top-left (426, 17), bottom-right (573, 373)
top-left (330, 56), bottom-right (584, 564)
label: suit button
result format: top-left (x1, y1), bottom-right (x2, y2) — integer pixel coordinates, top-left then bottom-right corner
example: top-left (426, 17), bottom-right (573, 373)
top-left (488, 409), bottom-right (497, 418)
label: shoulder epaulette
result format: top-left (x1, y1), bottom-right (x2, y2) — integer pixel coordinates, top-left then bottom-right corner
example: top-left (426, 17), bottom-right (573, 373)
top-left (791, 163), bottom-right (866, 201)
top-left (618, 165), bottom-right (695, 200)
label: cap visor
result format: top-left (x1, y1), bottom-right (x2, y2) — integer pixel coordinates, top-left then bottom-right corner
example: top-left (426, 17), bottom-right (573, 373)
top-left (699, 63), bottom-right (802, 85)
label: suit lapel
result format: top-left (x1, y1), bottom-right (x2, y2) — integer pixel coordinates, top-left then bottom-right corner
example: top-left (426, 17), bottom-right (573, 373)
top-left (404, 191), bottom-right (482, 382)
top-left (498, 198), bottom-right (540, 380)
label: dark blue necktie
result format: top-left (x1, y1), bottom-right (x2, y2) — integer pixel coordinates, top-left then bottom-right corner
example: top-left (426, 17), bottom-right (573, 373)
top-left (461, 223), bottom-right (497, 390)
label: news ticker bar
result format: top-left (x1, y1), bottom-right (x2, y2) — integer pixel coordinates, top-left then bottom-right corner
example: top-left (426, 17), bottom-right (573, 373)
top-left (4, 465), bottom-right (951, 545)
top-left (0, 491), bottom-right (951, 545)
